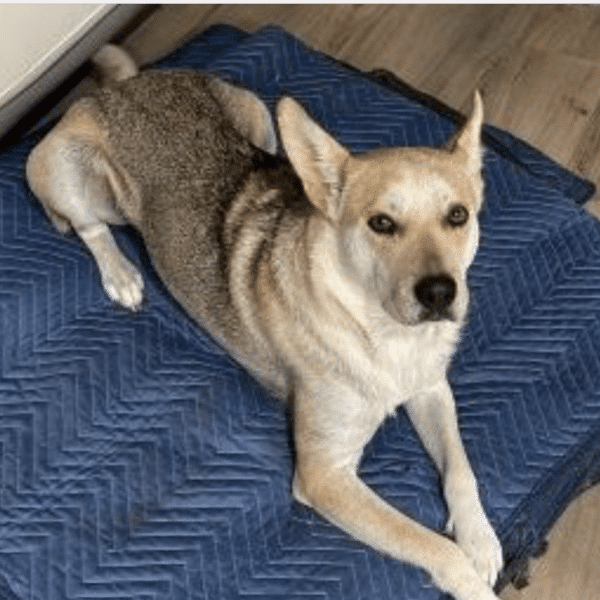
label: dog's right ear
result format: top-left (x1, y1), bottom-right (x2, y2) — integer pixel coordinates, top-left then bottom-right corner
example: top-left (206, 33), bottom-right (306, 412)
top-left (277, 97), bottom-right (349, 220)
top-left (450, 90), bottom-right (484, 175)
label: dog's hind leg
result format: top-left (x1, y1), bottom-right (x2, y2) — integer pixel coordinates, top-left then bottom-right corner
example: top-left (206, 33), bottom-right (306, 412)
top-left (26, 113), bottom-right (144, 309)
top-left (77, 221), bottom-right (144, 309)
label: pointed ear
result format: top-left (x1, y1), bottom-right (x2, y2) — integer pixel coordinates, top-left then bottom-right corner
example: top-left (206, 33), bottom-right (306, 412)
top-left (277, 97), bottom-right (349, 219)
top-left (451, 90), bottom-right (484, 174)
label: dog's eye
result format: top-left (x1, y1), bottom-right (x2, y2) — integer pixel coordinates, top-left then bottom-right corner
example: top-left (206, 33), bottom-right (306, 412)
top-left (368, 214), bottom-right (398, 235)
top-left (446, 204), bottom-right (469, 227)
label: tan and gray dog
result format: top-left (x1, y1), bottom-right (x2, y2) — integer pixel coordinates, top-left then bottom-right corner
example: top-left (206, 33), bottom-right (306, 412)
top-left (26, 45), bottom-right (503, 600)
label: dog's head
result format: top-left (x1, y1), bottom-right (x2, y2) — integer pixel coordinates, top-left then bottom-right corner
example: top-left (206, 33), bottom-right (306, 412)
top-left (277, 93), bottom-right (484, 327)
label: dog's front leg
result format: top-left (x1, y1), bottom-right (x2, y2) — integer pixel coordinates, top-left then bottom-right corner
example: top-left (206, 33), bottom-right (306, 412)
top-left (406, 380), bottom-right (503, 588)
top-left (292, 382), bottom-right (501, 600)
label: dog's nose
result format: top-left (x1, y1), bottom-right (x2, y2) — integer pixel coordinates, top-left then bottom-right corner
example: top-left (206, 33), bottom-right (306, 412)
top-left (414, 274), bottom-right (456, 313)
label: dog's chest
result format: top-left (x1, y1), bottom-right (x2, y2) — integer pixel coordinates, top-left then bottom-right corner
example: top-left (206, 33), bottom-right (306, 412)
top-left (362, 323), bottom-right (458, 412)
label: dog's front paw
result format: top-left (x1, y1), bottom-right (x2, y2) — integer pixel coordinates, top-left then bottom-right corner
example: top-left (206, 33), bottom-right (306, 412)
top-left (447, 502), bottom-right (503, 588)
top-left (435, 539), bottom-right (501, 600)
top-left (100, 254), bottom-right (144, 310)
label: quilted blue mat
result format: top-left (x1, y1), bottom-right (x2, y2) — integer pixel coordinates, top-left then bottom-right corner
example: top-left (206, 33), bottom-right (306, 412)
top-left (1, 24), bottom-right (600, 600)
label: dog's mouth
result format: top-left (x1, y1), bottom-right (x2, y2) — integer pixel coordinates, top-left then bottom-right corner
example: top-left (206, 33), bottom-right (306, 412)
top-left (382, 298), bottom-right (456, 326)
top-left (419, 307), bottom-right (455, 323)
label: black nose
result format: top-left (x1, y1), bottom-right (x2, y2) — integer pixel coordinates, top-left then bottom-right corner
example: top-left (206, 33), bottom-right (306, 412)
top-left (414, 274), bottom-right (457, 313)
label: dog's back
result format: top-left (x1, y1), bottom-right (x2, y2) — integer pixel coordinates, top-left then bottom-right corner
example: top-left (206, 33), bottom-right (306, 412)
top-left (28, 66), bottom-right (298, 391)
top-left (94, 71), bottom-right (257, 224)
top-left (93, 71), bottom-right (303, 389)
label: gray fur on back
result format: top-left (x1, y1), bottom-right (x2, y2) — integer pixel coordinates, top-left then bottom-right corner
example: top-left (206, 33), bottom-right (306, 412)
top-left (95, 72), bottom-right (262, 341)
top-left (88, 71), bottom-right (303, 391)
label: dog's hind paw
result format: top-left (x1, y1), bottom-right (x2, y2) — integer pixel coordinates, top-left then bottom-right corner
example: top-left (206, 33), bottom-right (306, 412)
top-left (100, 254), bottom-right (144, 310)
top-left (78, 223), bottom-right (145, 310)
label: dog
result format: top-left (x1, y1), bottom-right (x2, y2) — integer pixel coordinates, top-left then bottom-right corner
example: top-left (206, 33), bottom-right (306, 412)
top-left (26, 44), bottom-right (503, 600)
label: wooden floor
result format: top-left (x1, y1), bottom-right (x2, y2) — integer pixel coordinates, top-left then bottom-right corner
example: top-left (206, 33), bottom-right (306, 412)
top-left (118, 6), bottom-right (600, 599)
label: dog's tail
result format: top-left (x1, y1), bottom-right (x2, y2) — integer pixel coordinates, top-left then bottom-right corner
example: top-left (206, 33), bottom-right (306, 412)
top-left (91, 44), bottom-right (138, 83)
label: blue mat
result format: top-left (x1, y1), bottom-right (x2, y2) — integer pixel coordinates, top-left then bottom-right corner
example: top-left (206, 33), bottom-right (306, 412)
top-left (1, 24), bottom-right (600, 600)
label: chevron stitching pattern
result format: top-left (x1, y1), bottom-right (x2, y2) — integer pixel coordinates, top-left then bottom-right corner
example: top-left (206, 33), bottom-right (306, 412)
top-left (0, 24), bottom-right (599, 600)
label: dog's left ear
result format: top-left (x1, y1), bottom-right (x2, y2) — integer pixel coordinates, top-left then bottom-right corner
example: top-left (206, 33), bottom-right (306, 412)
top-left (451, 90), bottom-right (484, 175)
top-left (277, 97), bottom-right (349, 220)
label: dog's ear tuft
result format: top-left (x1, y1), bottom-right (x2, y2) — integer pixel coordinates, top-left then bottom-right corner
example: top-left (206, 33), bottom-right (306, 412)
top-left (452, 90), bottom-right (484, 174)
top-left (277, 97), bottom-right (349, 219)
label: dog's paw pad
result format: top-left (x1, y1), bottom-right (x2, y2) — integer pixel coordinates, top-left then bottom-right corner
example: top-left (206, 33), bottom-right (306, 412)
top-left (101, 256), bottom-right (144, 310)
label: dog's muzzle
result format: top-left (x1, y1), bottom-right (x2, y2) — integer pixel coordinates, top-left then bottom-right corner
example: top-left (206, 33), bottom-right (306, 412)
top-left (414, 274), bottom-right (456, 321)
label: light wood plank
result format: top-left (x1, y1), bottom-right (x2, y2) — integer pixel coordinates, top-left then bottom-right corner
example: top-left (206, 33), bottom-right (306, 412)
top-left (501, 485), bottom-right (600, 600)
